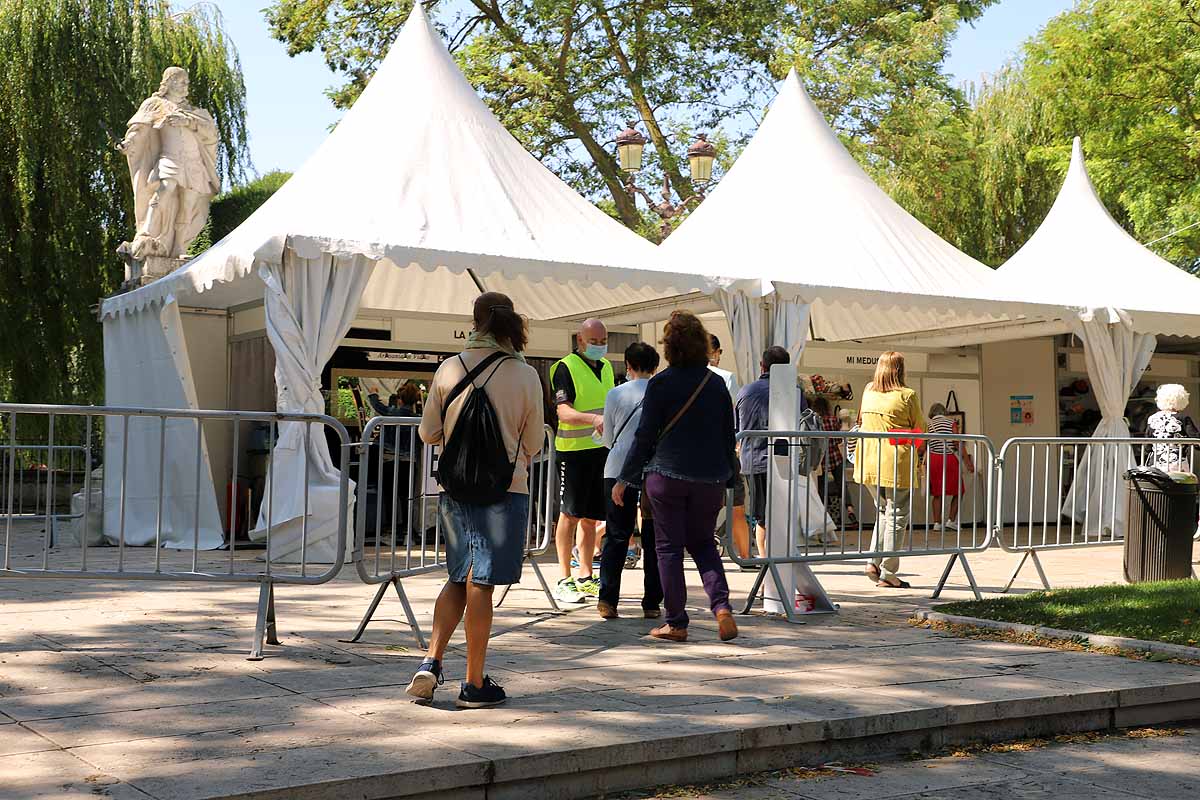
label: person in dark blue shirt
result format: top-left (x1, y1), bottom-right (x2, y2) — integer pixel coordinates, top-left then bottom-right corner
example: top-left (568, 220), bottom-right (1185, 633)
top-left (614, 311), bottom-right (740, 643)
top-left (735, 346), bottom-right (799, 557)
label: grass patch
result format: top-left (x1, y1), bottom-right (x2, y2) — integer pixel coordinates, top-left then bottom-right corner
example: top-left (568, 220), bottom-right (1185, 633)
top-left (934, 579), bottom-right (1200, 647)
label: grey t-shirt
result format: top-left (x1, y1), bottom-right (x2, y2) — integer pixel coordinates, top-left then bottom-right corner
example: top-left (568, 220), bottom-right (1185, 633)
top-left (601, 378), bottom-right (649, 480)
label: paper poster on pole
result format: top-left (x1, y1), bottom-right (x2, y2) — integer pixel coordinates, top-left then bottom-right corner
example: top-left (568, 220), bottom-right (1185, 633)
top-left (422, 444), bottom-right (442, 495)
top-left (1010, 395), bottom-right (1034, 426)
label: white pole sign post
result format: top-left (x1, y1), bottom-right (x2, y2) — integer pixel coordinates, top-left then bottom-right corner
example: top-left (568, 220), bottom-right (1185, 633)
top-left (765, 364), bottom-right (836, 617)
top-left (422, 444), bottom-right (441, 496)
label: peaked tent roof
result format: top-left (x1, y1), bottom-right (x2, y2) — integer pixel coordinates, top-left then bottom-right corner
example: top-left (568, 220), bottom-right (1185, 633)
top-left (995, 137), bottom-right (1200, 337)
top-left (101, 6), bottom-right (703, 321)
top-left (662, 70), bottom-right (1059, 341)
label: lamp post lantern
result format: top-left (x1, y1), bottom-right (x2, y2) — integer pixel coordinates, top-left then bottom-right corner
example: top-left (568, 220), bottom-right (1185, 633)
top-left (615, 121), bottom-right (717, 241)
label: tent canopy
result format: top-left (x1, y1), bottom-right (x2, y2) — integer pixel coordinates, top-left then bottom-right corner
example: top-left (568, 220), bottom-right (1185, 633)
top-left (994, 137), bottom-right (1200, 338)
top-left (662, 70), bottom-right (1060, 342)
top-left (100, 6), bottom-right (706, 324)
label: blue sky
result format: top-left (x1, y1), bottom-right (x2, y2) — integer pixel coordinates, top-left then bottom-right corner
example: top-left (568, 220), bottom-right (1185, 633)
top-left (209, 1), bottom-right (1077, 178)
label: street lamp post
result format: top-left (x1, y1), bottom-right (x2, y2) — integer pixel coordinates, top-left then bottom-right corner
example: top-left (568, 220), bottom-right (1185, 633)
top-left (615, 120), bottom-right (716, 240)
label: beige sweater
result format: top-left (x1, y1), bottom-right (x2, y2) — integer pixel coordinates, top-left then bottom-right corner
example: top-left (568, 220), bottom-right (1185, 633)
top-left (419, 348), bottom-right (546, 494)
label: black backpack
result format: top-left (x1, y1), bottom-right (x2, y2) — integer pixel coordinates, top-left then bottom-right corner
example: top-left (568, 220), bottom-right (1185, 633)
top-left (435, 352), bottom-right (518, 506)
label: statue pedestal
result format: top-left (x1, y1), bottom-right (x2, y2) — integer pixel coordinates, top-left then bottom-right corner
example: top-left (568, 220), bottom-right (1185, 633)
top-left (118, 253), bottom-right (188, 293)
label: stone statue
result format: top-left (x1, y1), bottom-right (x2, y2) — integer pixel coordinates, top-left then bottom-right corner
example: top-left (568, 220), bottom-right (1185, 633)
top-left (117, 67), bottom-right (220, 280)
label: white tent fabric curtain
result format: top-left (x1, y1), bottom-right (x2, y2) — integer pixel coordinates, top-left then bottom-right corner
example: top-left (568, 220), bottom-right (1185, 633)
top-left (250, 249), bottom-right (377, 563)
top-left (714, 289), bottom-right (765, 389)
top-left (1060, 308), bottom-right (1156, 537)
top-left (102, 298), bottom-right (224, 549)
top-left (772, 299), bottom-right (813, 364)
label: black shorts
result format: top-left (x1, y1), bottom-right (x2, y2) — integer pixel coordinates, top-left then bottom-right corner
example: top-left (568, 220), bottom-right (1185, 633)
top-left (747, 472), bottom-right (768, 527)
top-left (558, 448), bottom-right (607, 522)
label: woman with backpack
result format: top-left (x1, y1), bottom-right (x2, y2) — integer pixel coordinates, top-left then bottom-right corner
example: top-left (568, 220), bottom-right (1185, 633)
top-left (406, 293), bottom-right (545, 709)
top-left (613, 310), bottom-right (740, 643)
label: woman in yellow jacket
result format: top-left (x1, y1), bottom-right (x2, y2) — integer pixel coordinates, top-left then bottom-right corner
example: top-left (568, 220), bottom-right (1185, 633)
top-left (853, 352), bottom-right (925, 588)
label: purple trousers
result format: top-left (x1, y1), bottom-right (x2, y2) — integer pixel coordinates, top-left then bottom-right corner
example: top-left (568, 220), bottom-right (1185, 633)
top-left (644, 472), bottom-right (732, 629)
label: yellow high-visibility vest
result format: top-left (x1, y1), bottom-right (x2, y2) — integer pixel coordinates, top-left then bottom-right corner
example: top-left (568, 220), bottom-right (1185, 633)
top-left (551, 353), bottom-right (615, 452)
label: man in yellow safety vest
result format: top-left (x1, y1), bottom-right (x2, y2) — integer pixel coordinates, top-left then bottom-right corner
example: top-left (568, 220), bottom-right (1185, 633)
top-left (549, 318), bottom-right (614, 604)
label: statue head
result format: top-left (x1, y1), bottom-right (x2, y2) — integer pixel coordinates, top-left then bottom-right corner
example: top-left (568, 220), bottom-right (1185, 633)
top-left (157, 67), bottom-right (189, 101)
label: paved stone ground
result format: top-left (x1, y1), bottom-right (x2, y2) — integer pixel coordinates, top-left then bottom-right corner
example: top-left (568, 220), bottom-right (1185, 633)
top-left (608, 726), bottom-right (1200, 799)
top-left (1, 529), bottom-right (1198, 799)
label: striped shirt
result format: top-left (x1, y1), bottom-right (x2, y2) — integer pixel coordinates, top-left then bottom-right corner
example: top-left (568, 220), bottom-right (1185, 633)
top-left (927, 415), bottom-right (958, 455)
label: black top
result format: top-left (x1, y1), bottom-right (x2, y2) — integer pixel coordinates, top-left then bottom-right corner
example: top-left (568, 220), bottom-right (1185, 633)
top-left (619, 364), bottom-right (738, 487)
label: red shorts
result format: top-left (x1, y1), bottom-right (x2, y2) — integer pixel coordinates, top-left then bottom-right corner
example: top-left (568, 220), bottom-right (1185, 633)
top-left (928, 453), bottom-right (961, 497)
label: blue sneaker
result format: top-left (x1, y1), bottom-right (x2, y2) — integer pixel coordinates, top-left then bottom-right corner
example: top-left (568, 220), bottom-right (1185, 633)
top-left (405, 658), bottom-right (443, 705)
top-left (456, 675), bottom-right (507, 708)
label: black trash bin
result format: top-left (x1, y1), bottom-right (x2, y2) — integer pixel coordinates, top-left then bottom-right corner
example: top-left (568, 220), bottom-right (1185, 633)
top-left (1123, 467), bottom-right (1198, 583)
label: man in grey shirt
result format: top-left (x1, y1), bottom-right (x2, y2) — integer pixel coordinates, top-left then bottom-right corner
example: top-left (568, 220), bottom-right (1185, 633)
top-left (596, 342), bottom-right (663, 619)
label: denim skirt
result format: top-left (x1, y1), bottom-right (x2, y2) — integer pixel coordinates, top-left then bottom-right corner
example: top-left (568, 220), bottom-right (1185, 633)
top-left (440, 492), bottom-right (528, 586)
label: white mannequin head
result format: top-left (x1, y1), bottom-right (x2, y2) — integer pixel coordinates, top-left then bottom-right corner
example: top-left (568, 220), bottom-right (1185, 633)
top-left (1156, 383), bottom-right (1190, 412)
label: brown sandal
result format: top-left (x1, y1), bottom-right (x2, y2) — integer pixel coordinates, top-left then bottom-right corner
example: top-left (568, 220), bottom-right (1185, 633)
top-left (866, 565), bottom-right (881, 582)
top-left (715, 610), bottom-right (739, 642)
top-left (649, 624), bottom-right (688, 642)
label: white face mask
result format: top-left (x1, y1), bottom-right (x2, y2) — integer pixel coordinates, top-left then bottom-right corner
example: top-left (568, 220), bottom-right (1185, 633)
top-left (583, 343), bottom-right (608, 361)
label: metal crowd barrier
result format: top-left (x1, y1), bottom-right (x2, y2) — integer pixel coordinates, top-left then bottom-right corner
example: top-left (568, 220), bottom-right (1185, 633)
top-left (0, 403), bottom-right (351, 660)
top-left (494, 426), bottom-right (560, 612)
top-left (0, 444), bottom-right (91, 534)
top-left (728, 429), bottom-right (995, 617)
top-left (346, 419), bottom-right (557, 647)
top-left (995, 436), bottom-right (1200, 591)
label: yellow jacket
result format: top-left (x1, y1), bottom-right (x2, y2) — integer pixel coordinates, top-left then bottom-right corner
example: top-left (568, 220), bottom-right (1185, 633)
top-left (853, 386), bottom-right (926, 489)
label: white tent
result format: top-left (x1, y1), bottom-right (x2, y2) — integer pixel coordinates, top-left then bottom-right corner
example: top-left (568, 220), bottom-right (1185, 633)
top-left (662, 70), bottom-right (1059, 386)
top-left (99, 5), bottom-right (711, 559)
top-left (992, 137), bottom-right (1200, 536)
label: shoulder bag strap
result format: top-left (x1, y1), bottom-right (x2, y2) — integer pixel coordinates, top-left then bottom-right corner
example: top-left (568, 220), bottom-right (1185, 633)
top-left (443, 352), bottom-right (507, 412)
top-left (658, 372), bottom-right (713, 443)
top-left (612, 399), bottom-right (644, 446)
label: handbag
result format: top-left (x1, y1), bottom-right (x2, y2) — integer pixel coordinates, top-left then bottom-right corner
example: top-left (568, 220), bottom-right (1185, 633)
top-left (887, 429), bottom-right (926, 449)
top-left (944, 390), bottom-right (966, 435)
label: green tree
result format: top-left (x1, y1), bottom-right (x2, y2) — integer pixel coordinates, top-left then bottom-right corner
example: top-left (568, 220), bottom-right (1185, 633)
top-left (969, 0), bottom-right (1200, 270)
top-left (264, 0), bottom-right (992, 238)
top-left (0, 0), bottom-right (250, 404)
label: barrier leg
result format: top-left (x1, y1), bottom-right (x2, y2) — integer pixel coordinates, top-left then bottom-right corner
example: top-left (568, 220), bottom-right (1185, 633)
top-left (494, 582), bottom-right (512, 609)
top-left (392, 579), bottom-right (427, 650)
top-left (345, 579), bottom-right (394, 644)
top-left (248, 581), bottom-right (279, 661)
top-left (528, 558), bottom-right (562, 612)
top-left (344, 577), bottom-right (428, 649)
top-left (932, 553), bottom-right (982, 601)
top-left (1029, 550), bottom-right (1051, 592)
top-left (1001, 551), bottom-right (1051, 593)
top-left (767, 563), bottom-right (807, 624)
top-left (740, 565), bottom-right (768, 614)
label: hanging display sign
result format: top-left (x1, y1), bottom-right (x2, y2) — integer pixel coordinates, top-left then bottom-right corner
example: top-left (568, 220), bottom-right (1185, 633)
top-left (1066, 351), bottom-right (1189, 377)
top-left (1010, 395), bottom-right (1035, 426)
top-left (801, 347), bottom-right (928, 374)
top-left (366, 351), bottom-right (444, 364)
top-left (386, 317), bottom-right (567, 357)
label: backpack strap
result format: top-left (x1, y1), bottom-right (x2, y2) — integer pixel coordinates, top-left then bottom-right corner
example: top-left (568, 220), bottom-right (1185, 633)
top-left (659, 372), bottom-right (713, 443)
top-left (443, 352), bottom-right (509, 412)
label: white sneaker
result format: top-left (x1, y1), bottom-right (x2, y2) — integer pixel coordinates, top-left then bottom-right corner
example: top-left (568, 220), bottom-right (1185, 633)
top-left (932, 522), bottom-right (944, 532)
top-left (945, 521), bottom-right (961, 532)
top-left (554, 577), bottom-right (586, 604)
